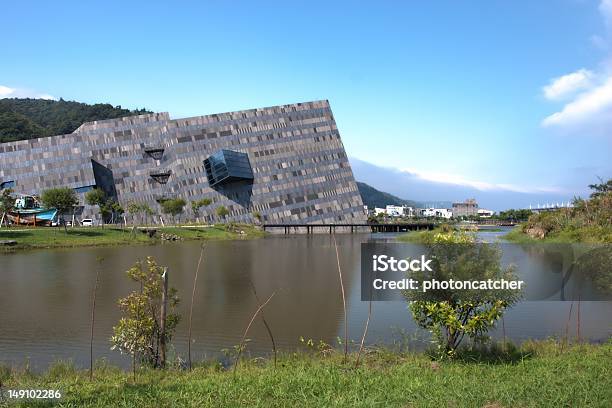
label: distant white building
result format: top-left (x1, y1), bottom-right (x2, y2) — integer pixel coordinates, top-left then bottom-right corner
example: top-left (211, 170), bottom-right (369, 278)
top-left (372, 205), bottom-right (415, 217)
top-left (385, 205), bottom-right (414, 217)
top-left (374, 207), bottom-right (387, 216)
top-left (477, 209), bottom-right (494, 218)
top-left (420, 208), bottom-right (452, 219)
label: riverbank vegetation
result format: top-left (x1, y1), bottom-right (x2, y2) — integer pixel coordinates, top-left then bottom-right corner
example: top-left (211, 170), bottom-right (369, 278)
top-left (504, 179), bottom-right (611, 244)
top-left (0, 340), bottom-right (609, 407)
top-left (396, 223), bottom-right (456, 244)
top-left (0, 224), bottom-right (264, 252)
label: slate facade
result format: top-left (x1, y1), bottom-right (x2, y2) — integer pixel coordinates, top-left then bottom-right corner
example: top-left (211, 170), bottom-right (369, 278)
top-left (0, 100), bottom-right (366, 224)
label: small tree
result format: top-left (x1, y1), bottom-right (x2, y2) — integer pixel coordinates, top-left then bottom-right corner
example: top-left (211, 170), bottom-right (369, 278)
top-left (127, 202), bottom-right (142, 226)
top-left (111, 257), bottom-right (180, 369)
top-left (41, 187), bottom-right (79, 231)
top-left (85, 188), bottom-right (105, 208)
top-left (85, 188), bottom-right (107, 225)
top-left (588, 177), bottom-right (612, 198)
top-left (252, 211), bottom-right (262, 225)
top-left (104, 200), bottom-right (124, 224)
top-left (191, 198), bottom-right (212, 222)
top-left (142, 204), bottom-right (154, 226)
top-left (0, 188), bottom-right (14, 227)
top-left (161, 198), bottom-right (186, 224)
top-left (216, 205), bottom-right (229, 223)
top-left (403, 231), bottom-right (521, 358)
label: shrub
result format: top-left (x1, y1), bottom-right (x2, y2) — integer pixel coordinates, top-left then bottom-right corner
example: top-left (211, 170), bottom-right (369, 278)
top-left (403, 232), bottom-right (522, 358)
top-left (111, 257), bottom-right (180, 368)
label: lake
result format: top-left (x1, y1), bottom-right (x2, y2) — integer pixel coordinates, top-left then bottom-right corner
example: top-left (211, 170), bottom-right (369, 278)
top-left (0, 229), bottom-right (610, 370)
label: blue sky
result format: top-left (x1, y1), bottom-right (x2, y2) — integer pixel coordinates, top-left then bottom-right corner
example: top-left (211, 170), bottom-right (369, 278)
top-left (1, 0), bottom-right (611, 209)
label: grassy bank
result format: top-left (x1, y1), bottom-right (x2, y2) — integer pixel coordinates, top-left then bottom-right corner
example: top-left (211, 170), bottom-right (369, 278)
top-left (504, 183), bottom-right (611, 244)
top-left (502, 224), bottom-right (612, 244)
top-left (0, 224), bottom-right (265, 252)
top-left (0, 341), bottom-right (610, 407)
top-left (397, 229), bottom-right (435, 243)
top-left (501, 226), bottom-right (540, 243)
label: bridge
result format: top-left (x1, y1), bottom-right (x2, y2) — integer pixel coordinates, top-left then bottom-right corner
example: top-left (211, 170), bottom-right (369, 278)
top-left (526, 202), bottom-right (574, 213)
top-left (262, 222), bottom-right (436, 234)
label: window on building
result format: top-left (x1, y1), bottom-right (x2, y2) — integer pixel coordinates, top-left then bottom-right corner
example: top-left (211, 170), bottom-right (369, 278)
top-left (203, 149), bottom-right (254, 187)
top-left (74, 185), bottom-right (95, 194)
top-left (150, 170), bottom-right (172, 184)
top-left (144, 148), bottom-right (165, 160)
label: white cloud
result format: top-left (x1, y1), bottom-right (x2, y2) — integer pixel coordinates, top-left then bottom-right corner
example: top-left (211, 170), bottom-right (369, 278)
top-left (542, 69), bottom-right (593, 100)
top-left (0, 84), bottom-right (57, 100)
top-left (542, 76), bottom-right (612, 127)
top-left (540, 1), bottom-right (612, 135)
top-left (400, 167), bottom-right (564, 194)
top-left (0, 85), bottom-right (15, 97)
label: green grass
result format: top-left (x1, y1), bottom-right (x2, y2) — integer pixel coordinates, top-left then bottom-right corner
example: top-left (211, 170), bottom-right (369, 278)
top-left (477, 227), bottom-right (504, 232)
top-left (396, 229), bottom-right (435, 243)
top-left (1, 341), bottom-right (610, 407)
top-left (0, 224), bottom-right (264, 252)
top-left (400, 225), bottom-right (612, 244)
top-left (500, 226), bottom-right (539, 244)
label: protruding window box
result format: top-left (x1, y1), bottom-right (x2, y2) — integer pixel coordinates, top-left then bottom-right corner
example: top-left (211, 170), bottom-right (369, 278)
top-left (150, 170), bottom-right (172, 184)
top-left (204, 149), bottom-right (254, 188)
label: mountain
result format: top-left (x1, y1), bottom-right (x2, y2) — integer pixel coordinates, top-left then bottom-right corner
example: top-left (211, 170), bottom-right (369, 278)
top-left (357, 181), bottom-right (422, 209)
top-left (351, 157), bottom-right (576, 212)
top-left (0, 98), bottom-right (151, 143)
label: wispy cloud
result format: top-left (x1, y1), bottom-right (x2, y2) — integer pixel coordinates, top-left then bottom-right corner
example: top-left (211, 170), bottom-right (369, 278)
top-left (399, 167), bottom-right (564, 194)
top-left (0, 85), bottom-right (56, 100)
top-left (542, 77), bottom-right (612, 127)
top-left (541, 1), bottom-right (612, 135)
top-left (542, 69), bottom-right (594, 100)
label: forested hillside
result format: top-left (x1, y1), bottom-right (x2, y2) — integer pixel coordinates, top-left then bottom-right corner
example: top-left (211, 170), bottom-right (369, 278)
top-left (357, 181), bottom-right (421, 209)
top-left (0, 98), bottom-right (151, 143)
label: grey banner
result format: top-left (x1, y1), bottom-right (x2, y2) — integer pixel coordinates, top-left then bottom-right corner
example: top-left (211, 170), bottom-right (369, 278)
top-left (361, 243), bottom-right (612, 302)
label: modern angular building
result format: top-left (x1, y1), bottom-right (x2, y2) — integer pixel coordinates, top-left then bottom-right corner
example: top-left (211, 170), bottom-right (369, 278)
top-left (0, 100), bottom-right (366, 224)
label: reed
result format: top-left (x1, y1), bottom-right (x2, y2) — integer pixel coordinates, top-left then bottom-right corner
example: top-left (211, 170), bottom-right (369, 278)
top-left (233, 292), bottom-right (275, 375)
top-left (355, 292), bottom-right (372, 367)
top-left (249, 280), bottom-right (277, 367)
top-left (564, 300), bottom-right (573, 347)
top-left (332, 234), bottom-right (348, 363)
top-left (188, 245), bottom-right (206, 371)
top-left (89, 257), bottom-right (103, 380)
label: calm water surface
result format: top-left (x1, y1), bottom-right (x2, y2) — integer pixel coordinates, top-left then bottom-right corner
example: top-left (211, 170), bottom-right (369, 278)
top-left (0, 229), bottom-right (610, 370)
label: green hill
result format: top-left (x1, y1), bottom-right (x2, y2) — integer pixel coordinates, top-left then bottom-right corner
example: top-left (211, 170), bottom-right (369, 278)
top-left (0, 98), bottom-right (151, 143)
top-left (357, 181), bottom-right (421, 209)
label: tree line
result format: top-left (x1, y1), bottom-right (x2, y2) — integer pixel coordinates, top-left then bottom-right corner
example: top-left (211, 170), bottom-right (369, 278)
top-left (0, 98), bottom-right (151, 143)
top-left (0, 186), bottom-right (239, 228)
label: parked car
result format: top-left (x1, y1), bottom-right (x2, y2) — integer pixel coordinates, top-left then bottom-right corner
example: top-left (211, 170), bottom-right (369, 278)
top-left (81, 218), bottom-right (94, 227)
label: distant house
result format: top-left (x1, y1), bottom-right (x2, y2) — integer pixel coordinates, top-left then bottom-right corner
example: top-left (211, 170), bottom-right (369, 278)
top-left (373, 204), bottom-right (415, 217)
top-left (477, 209), bottom-right (494, 218)
top-left (385, 205), bottom-right (414, 217)
top-left (452, 199), bottom-right (478, 217)
top-left (420, 208), bottom-right (452, 219)
top-left (374, 207), bottom-right (387, 216)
